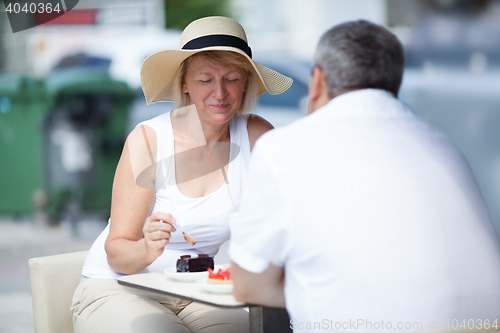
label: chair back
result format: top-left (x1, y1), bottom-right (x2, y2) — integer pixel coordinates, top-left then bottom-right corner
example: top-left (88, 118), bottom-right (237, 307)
top-left (29, 251), bottom-right (88, 333)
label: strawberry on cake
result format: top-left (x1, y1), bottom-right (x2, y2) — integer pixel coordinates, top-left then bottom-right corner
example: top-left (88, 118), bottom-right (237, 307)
top-left (207, 267), bottom-right (232, 284)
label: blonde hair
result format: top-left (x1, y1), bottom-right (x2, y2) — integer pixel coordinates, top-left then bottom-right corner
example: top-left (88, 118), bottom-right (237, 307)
top-left (171, 51), bottom-right (259, 115)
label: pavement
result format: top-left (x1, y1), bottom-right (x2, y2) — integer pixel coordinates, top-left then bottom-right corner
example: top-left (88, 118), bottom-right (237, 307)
top-left (0, 215), bottom-right (107, 333)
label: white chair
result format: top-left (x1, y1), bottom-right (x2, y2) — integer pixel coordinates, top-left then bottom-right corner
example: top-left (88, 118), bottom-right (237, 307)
top-left (29, 251), bottom-right (88, 333)
top-left (27, 243), bottom-right (230, 333)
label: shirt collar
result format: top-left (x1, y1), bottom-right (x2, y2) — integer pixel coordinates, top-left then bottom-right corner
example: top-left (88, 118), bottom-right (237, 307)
top-left (313, 88), bottom-right (409, 119)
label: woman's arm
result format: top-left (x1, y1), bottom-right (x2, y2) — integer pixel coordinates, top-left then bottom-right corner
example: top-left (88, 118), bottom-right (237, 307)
top-left (247, 114), bottom-right (274, 151)
top-left (104, 125), bottom-right (176, 274)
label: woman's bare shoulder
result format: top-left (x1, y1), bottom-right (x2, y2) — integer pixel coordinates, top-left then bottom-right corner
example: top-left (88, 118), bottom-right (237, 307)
top-left (246, 114), bottom-right (274, 151)
top-left (125, 125), bottom-right (158, 189)
top-left (127, 124), bottom-right (157, 150)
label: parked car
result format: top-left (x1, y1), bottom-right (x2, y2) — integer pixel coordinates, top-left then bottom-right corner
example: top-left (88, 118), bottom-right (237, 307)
top-left (127, 56), bottom-right (310, 131)
top-left (253, 56), bottom-right (310, 127)
top-left (83, 33), bottom-right (311, 130)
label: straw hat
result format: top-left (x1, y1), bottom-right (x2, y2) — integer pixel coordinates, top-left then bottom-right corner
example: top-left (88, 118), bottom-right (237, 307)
top-left (140, 16), bottom-right (293, 105)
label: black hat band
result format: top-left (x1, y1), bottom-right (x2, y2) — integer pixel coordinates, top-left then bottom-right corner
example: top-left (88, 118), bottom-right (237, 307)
top-left (182, 34), bottom-right (252, 59)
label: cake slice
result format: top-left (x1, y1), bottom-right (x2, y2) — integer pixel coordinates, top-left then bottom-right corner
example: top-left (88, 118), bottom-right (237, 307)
top-left (176, 254), bottom-right (214, 272)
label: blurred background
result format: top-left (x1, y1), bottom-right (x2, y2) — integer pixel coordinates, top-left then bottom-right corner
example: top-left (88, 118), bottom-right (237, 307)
top-left (1, 0), bottom-right (500, 331)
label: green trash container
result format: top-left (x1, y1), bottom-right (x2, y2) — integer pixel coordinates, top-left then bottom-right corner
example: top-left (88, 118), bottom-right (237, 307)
top-left (0, 74), bottom-right (47, 215)
top-left (0, 68), bottom-right (134, 223)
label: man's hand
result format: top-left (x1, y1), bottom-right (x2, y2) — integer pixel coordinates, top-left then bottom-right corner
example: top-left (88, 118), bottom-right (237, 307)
top-left (231, 261), bottom-right (286, 308)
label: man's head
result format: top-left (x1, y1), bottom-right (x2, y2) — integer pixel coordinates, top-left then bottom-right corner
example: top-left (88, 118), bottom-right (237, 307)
top-left (308, 20), bottom-right (405, 113)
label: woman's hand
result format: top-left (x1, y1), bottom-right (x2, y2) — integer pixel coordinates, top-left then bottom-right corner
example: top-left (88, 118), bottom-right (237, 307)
top-left (143, 212), bottom-right (176, 262)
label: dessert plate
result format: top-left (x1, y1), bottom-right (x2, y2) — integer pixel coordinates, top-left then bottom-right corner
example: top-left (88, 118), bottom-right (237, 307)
top-left (195, 279), bottom-right (233, 294)
top-left (164, 265), bottom-right (223, 282)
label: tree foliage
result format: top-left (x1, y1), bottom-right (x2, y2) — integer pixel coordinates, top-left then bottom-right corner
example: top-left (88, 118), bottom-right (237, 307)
top-left (164, 0), bottom-right (231, 30)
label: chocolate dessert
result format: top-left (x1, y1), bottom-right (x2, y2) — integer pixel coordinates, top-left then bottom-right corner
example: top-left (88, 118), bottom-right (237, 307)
top-left (176, 254), bottom-right (214, 272)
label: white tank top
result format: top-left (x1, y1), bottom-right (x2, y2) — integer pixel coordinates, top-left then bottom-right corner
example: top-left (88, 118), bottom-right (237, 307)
top-left (82, 112), bottom-right (251, 279)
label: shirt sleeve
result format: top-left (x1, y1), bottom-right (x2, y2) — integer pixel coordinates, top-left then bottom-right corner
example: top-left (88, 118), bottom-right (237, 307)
top-left (229, 136), bottom-right (292, 274)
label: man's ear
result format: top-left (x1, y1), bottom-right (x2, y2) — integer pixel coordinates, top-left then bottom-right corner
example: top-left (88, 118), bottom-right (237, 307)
top-left (307, 67), bottom-right (329, 114)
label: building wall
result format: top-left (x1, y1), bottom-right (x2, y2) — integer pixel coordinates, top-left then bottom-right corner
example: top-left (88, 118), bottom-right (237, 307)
top-left (232, 0), bottom-right (388, 60)
top-left (0, 0), bottom-right (164, 75)
top-left (0, 8), bottom-right (31, 73)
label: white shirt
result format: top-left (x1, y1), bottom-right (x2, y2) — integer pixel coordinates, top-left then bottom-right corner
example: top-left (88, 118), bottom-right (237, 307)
top-left (229, 89), bottom-right (500, 332)
top-left (82, 112), bottom-right (250, 279)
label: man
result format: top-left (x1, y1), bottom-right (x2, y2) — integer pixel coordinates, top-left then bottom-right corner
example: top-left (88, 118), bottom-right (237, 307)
top-left (229, 20), bottom-right (500, 331)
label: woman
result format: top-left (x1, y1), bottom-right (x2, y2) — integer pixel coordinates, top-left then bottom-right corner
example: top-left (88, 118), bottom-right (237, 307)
top-left (71, 16), bottom-right (292, 333)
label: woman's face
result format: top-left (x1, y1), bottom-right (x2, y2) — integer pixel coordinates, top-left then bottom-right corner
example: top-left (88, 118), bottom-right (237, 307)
top-left (182, 55), bottom-right (247, 126)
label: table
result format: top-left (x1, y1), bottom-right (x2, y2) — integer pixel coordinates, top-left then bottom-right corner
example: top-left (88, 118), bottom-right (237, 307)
top-left (118, 272), bottom-right (244, 308)
top-left (118, 273), bottom-right (292, 333)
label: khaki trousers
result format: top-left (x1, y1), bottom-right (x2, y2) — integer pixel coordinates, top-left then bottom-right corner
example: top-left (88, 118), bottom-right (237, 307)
top-left (71, 276), bottom-right (249, 333)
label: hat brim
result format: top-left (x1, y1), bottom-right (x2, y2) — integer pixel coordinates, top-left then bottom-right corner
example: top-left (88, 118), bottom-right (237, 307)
top-left (140, 46), bottom-right (293, 105)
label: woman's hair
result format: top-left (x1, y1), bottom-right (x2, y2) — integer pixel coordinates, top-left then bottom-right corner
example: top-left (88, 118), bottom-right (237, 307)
top-left (171, 50), bottom-right (259, 115)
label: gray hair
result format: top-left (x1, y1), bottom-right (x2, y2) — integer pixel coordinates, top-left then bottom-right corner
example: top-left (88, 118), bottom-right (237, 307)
top-left (313, 20), bottom-right (405, 98)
